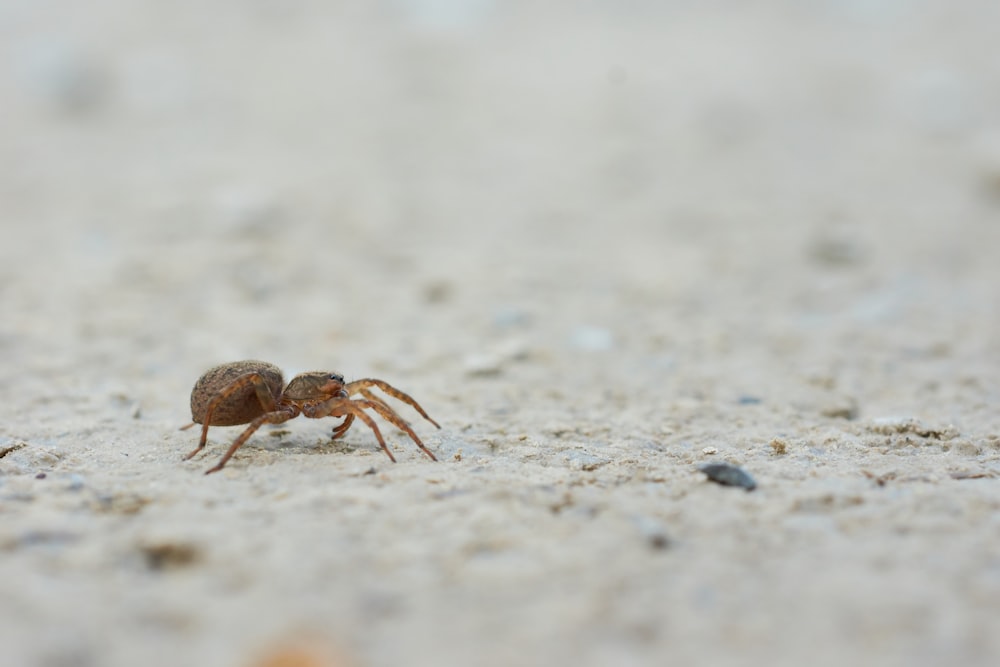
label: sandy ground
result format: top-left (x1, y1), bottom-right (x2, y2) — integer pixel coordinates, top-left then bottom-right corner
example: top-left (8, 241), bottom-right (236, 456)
top-left (2, 2), bottom-right (1000, 666)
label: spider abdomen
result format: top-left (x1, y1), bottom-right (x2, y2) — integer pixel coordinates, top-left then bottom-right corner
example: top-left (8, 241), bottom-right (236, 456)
top-left (190, 360), bottom-right (284, 426)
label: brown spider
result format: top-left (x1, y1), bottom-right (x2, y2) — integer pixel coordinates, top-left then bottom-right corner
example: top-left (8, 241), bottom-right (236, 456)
top-left (182, 360), bottom-right (440, 474)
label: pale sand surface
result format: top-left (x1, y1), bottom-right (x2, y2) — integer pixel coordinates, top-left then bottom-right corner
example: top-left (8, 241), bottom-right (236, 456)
top-left (2, 3), bottom-right (1000, 666)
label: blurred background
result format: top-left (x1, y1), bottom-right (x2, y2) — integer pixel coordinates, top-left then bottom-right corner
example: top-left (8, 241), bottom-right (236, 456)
top-left (4, 1), bottom-right (999, 379)
top-left (4, 0), bottom-right (999, 425)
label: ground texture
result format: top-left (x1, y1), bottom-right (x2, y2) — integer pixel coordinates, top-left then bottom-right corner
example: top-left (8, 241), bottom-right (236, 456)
top-left (2, 3), bottom-right (1000, 666)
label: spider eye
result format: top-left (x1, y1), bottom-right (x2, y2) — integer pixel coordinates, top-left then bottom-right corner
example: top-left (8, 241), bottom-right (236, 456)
top-left (328, 373), bottom-right (343, 382)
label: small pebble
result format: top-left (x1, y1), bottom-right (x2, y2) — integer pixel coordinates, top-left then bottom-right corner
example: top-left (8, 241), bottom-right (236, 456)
top-left (697, 462), bottom-right (757, 491)
top-left (565, 451), bottom-right (610, 471)
top-left (139, 541), bottom-right (201, 571)
top-left (633, 516), bottom-right (672, 551)
top-left (701, 446), bottom-right (718, 455)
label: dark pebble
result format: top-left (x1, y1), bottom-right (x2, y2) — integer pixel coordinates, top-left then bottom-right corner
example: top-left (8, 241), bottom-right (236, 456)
top-left (697, 462), bottom-right (757, 491)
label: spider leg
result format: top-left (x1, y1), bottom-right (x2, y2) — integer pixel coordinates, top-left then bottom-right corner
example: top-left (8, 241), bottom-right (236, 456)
top-left (345, 378), bottom-right (441, 429)
top-left (203, 408), bottom-right (296, 475)
top-left (357, 388), bottom-right (394, 417)
top-left (352, 389), bottom-right (415, 439)
top-left (185, 373), bottom-right (280, 461)
top-left (304, 399), bottom-right (397, 463)
top-left (330, 413), bottom-right (355, 440)
top-left (184, 434), bottom-right (208, 460)
top-left (303, 397), bottom-right (437, 462)
top-left (351, 398), bottom-right (438, 462)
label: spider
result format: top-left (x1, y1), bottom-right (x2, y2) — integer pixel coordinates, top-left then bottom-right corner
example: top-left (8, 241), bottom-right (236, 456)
top-left (182, 360), bottom-right (440, 474)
